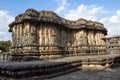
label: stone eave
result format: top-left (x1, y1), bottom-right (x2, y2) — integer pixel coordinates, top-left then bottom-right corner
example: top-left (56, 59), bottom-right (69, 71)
top-left (9, 8), bottom-right (107, 34)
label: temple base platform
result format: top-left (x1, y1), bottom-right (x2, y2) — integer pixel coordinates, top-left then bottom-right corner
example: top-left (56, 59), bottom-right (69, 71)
top-left (0, 53), bottom-right (120, 80)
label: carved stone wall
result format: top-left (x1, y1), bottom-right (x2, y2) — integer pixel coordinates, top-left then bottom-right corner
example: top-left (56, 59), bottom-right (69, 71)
top-left (9, 8), bottom-right (107, 59)
top-left (105, 36), bottom-right (120, 54)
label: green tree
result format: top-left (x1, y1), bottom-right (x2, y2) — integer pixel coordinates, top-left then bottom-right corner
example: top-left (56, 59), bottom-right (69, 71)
top-left (0, 40), bottom-right (12, 52)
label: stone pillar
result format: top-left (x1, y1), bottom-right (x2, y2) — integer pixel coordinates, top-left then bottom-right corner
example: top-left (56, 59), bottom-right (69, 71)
top-left (16, 25), bottom-right (18, 46)
top-left (48, 26), bottom-right (51, 51)
top-left (11, 25), bottom-right (16, 53)
top-left (47, 25), bottom-right (50, 52)
top-left (21, 24), bottom-right (24, 45)
top-left (74, 31), bottom-right (77, 55)
top-left (41, 24), bottom-right (45, 51)
top-left (12, 25), bottom-right (15, 47)
top-left (19, 24), bottom-right (22, 45)
top-left (23, 23), bottom-right (30, 52)
top-left (39, 25), bottom-right (42, 46)
top-left (27, 23), bottom-right (30, 45)
top-left (22, 23), bottom-right (25, 45)
top-left (48, 25), bottom-right (51, 51)
top-left (44, 24), bottom-right (47, 47)
top-left (98, 32), bottom-right (100, 53)
top-left (45, 25), bottom-right (49, 52)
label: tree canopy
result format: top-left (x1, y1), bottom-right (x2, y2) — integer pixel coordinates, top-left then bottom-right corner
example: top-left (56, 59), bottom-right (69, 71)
top-left (0, 40), bottom-right (12, 52)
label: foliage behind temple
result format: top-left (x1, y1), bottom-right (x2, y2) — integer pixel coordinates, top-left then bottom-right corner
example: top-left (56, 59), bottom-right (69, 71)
top-left (0, 40), bottom-right (12, 52)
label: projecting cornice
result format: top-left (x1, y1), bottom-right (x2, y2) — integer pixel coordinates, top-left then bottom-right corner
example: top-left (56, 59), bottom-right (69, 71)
top-left (9, 8), bottom-right (107, 34)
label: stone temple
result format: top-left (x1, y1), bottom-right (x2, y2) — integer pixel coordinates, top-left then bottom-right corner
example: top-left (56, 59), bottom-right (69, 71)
top-left (0, 8), bottom-right (119, 80)
top-left (9, 8), bottom-right (107, 59)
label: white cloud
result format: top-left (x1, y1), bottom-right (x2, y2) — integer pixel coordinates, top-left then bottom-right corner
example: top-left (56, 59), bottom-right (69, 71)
top-left (99, 17), bottom-right (108, 23)
top-left (0, 36), bottom-right (10, 41)
top-left (63, 4), bottom-right (120, 36)
top-left (0, 10), bottom-right (14, 30)
top-left (0, 31), bottom-right (6, 35)
top-left (0, 10), bottom-right (14, 40)
top-left (100, 10), bottom-right (120, 36)
top-left (55, 0), bottom-right (69, 13)
top-left (64, 4), bottom-right (107, 21)
top-left (109, 10), bottom-right (120, 24)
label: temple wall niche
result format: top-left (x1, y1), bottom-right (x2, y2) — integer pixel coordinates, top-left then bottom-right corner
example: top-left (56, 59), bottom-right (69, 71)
top-left (29, 24), bottom-right (36, 45)
top-left (61, 29), bottom-right (67, 46)
top-left (74, 29), bottom-right (88, 52)
top-left (87, 30), bottom-right (95, 46)
top-left (19, 24), bottom-right (23, 46)
top-left (14, 25), bottom-right (20, 47)
top-left (21, 24), bottom-right (24, 45)
top-left (101, 33), bottom-right (105, 45)
top-left (23, 23), bottom-right (30, 45)
top-left (38, 24), bottom-right (45, 51)
top-left (38, 23), bottom-right (60, 51)
top-left (74, 30), bottom-right (82, 46)
top-left (67, 29), bottom-right (73, 51)
top-left (95, 32), bottom-right (99, 45)
top-left (22, 23), bottom-right (38, 52)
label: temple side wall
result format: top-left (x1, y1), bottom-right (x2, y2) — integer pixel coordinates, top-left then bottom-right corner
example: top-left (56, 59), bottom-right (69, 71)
top-left (105, 36), bottom-right (120, 54)
top-left (10, 22), bottom-right (106, 59)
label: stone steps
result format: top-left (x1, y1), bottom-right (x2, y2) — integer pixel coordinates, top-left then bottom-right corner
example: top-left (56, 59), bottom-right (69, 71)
top-left (0, 54), bottom-right (120, 79)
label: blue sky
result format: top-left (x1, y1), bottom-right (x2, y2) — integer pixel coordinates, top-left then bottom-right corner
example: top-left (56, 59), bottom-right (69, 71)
top-left (0, 0), bottom-right (120, 40)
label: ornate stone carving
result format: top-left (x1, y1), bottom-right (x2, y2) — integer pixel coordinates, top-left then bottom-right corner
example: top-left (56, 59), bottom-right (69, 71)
top-left (9, 8), bottom-right (107, 59)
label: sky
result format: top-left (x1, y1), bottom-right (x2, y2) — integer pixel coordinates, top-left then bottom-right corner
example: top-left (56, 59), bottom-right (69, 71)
top-left (0, 0), bottom-right (120, 40)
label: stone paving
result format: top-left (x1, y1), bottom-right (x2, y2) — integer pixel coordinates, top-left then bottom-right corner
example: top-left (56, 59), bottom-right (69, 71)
top-left (49, 67), bottom-right (120, 80)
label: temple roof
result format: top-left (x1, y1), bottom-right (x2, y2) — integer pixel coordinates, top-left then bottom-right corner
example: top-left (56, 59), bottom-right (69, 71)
top-left (9, 8), bottom-right (107, 34)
